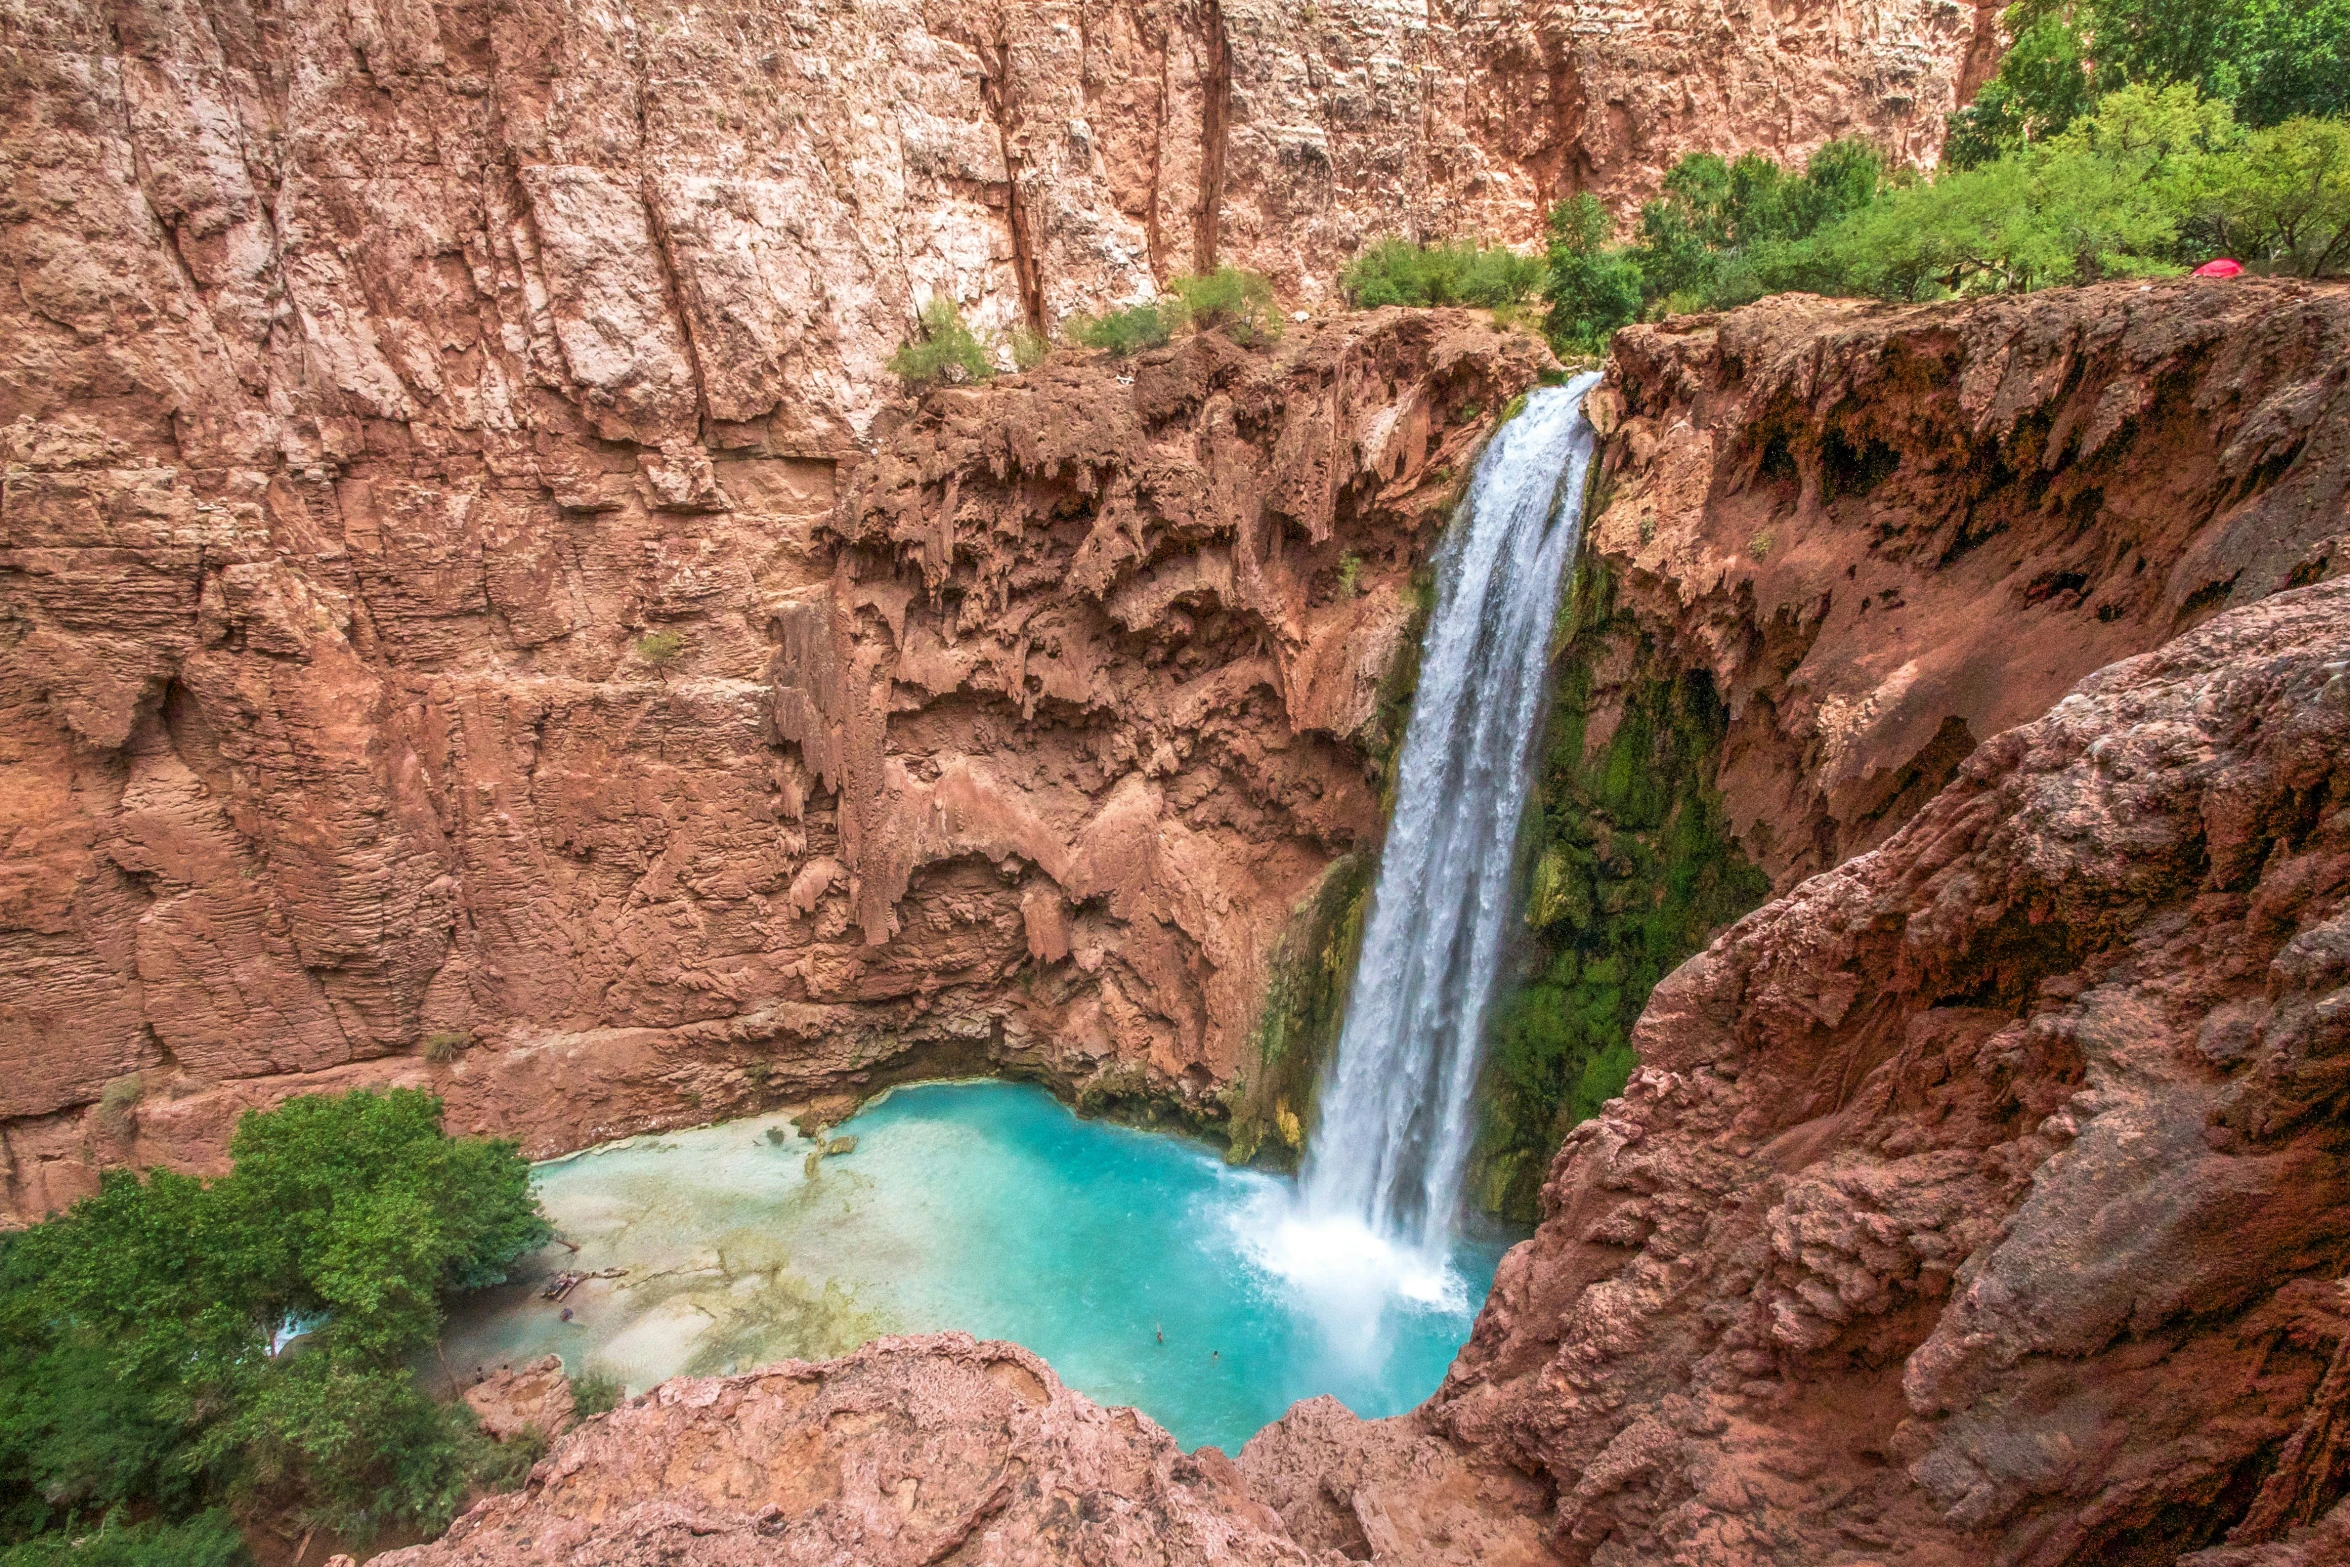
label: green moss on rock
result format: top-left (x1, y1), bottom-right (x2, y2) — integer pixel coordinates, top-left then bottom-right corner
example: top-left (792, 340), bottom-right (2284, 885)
top-left (1227, 854), bottom-right (1371, 1169)
top-left (1467, 559), bottom-right (1769, 1221)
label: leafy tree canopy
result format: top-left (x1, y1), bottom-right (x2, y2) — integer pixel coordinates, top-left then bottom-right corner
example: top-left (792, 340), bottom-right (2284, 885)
top-left (0, 1090), bottom-right (548, 1550)
top-left (1949, 0), bottom-right (2350, 166)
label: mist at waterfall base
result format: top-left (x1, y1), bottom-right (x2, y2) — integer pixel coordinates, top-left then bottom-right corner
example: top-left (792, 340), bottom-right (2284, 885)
top-left (437, 1084), bottom-right (1510, 1452)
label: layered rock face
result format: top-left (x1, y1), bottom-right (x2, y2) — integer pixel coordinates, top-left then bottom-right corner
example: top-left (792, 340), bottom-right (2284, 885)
top-left (0, 0), bottom-right (1988, 457)
top-left (1, 0), bottom-right (1981, 1216)
top-left (1464, 277), bottom-right (2350, 1220)
top-left (1410, 570), bottom-right (2350, 1565)
top-left (329, 569), bottom-right (2350, 1567)
top-left (0, 304), bottom-right (1543, 1220)
top-left (1581, 277), bottom-right (2350, 893)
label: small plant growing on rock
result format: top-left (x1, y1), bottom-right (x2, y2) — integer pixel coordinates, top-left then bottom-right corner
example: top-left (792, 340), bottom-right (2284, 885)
top-left (1167, 266), bottom-right (1281, 345)
top-left (889, 296), bottom-right (996, 388)
top-left (1336, 553), bottom-right (1363, 598)
top-left (1068, 298), bottom-right (1184, 356)
top-left (1009, 326), bottom-right (1052, 371)
top-left (572, 1366), bottom-right (625, 1418)
top-left (1749, 529), bottom-right (1776, 561)
top-left (743, 1059), bottom-right (772, 1090)
top-left (422, 1029), bottom-right (469, 1063)
top-left (636, 628), bottom-right (685, 667)
top-left (96, 1071), bottom-right (144, 1138)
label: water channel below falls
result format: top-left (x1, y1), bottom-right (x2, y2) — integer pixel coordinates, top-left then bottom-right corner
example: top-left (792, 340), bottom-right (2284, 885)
top-left (439, 1082), bottom-right (1514, 1453)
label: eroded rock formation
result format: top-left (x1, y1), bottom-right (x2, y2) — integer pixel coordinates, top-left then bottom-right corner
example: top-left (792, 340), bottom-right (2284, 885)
top-left (1412, 575), bottom-right (2350, 1564)
top-left (1226, 571), bottom-right (2350, 1566)
top-left (374, 1334), bottom-right (1313, 1567)
top-left (0, 305), bottom-right (1543, 1219)
top-left (1, 0), bottom-right (1988, 457)
top-left (2, 0), bottom-right (1986, 1216)
top-left (1471, 277), bottom-right (2350, 1220)
top-left (1580, 277), bottom-right (2350, 893)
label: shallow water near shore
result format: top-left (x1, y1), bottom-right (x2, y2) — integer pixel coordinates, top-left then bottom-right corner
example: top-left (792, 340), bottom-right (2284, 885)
top-left (436, 1080), bottom-right (1514, 1452)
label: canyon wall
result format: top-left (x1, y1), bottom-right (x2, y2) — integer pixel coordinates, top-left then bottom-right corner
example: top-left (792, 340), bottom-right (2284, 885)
top-left (345, 279), bottom-right (2350, 1567)
top-left (1469, 277), bottom-right (2350, 1219)
top-left (1401, 571), bottom-right (2350, 1567)
top-left (0, 305), bottom-right (1544, 1219)
top-left (2, 0), bottom-right (1986, 1216)
top-left (1578, 277), bottom-right (2350, 896)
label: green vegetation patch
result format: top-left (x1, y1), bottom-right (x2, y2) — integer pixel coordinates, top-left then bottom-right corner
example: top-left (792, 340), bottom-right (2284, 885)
top-left (1068, 267), bottom-right (1284, 358)
top-left (1466, 561), bottom-right (1769, 1222)
top-left (1227, 854), bottom-right (1372, 1170)
top-left (1165, 266), bottom-right (1283, 346)
top-left (888, 296), bottom-right (997, 388)
top-left (1067, 298), bottom-right (1183, 356)
top-left (0, 1090), bottom-right (552, 1550)
top-left (1949, 0), bottom-right (2349, 162)
top-left (1332, 2), bottom-right (2349, 361)
top-left (0, 1511), bottom-right (249, 1567)
top-left (1339, 237), bottom-right (1544, 310)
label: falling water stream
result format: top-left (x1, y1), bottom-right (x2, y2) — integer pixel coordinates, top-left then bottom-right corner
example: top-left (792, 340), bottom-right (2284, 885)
top-left (1294, 373), bottom-right (1605, 1256)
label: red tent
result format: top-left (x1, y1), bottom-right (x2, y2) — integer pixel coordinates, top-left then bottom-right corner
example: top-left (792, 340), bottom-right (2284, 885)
top-left (2192, 258), bottom-right (2245, 278)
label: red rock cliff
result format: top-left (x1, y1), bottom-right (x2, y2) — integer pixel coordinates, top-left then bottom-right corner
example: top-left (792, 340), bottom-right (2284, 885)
top-left (1582, 278), bottom-right (2350, 892)
top-left (0, 307), bottom-right (1546, 1218)
top-left (1, 0), bottom-right (1987, 1215)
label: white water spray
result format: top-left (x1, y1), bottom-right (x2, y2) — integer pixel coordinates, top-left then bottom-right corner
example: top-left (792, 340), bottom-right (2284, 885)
top-left (1296, 373), bottom-right (1605, 1259)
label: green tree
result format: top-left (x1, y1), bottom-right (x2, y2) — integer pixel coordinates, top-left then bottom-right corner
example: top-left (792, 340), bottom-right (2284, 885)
top-left (0, 1091), bottom-right (548, 1547)
top-left (1818, 84), bottom-right (2232, 296)
top-left (1339, 237), bottom-right (1544, 308)
top-left (1543, 195), bottom-right (1644, 354)
top-left (1632, 140), bottom-right (1887, 308)
top-left (1948, 0), bottom-right (2350, 166)
top-left (2195, 114), bottom-right (2350, 273)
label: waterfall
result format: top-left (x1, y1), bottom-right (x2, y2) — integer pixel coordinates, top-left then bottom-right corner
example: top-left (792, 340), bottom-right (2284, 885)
top-left (1299, 372), bottom-right (1605, 1255)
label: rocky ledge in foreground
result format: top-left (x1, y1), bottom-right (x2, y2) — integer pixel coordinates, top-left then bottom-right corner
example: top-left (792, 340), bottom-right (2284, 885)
top-left (377, 1334), bottom-right (1310, 1567)
top-left (1408, 575), bottom-right (2350, 1564)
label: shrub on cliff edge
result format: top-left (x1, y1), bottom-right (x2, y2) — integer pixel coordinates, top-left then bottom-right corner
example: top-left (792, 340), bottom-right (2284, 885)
top-left (1166, 266), bottom-right (1282, 345)
top-left (888, 297), bottom-right (995, 388)
top-left (1067, 298), bottom-right (1184, 355)
top-left (1341, 236), bottom-right (1546, 309)
top-left (1542, 196), bottom-right (1644, 356)
top-left (1068, 267), bottom-right (1284, 357)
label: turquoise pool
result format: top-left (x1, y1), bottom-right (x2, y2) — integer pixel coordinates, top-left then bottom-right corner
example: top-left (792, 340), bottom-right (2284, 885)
top-left (436, 1080), bottom-right (1514, 1453)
